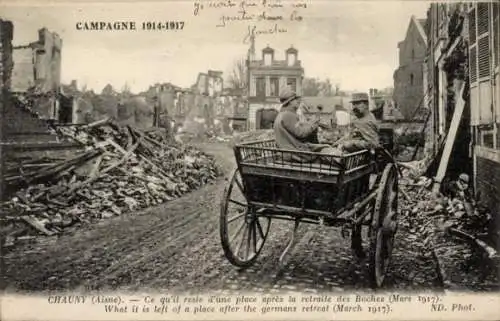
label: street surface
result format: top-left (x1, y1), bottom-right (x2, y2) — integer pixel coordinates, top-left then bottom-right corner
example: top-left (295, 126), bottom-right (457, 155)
top-left (3, 142), bottom-right (441, 293)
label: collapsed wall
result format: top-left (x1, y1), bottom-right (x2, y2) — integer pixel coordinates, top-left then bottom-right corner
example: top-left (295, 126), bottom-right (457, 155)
top-left (1, 19), bottom-right (14, 201)
top-left (1, 19), bottom-right (13, 90)
top-left (10, 28), bottom-right (62, 120)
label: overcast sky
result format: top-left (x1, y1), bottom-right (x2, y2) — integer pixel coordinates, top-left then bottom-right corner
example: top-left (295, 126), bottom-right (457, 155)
top-left (1, 0), bottom-right (431, 93)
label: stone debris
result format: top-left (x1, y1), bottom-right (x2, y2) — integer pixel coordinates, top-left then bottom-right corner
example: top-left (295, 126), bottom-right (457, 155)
top-left (1, 118), bottom-right (222, 245)
top-left (398, 164), bottom-right (498, 289)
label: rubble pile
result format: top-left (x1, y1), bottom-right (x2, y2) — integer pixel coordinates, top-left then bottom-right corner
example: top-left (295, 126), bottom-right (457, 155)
top-left (1, 118), bottom-right (222, 243)
top-left (399, 169), bottom-right (493, 249)
top-left (397, 165), bottom-right (498, 288)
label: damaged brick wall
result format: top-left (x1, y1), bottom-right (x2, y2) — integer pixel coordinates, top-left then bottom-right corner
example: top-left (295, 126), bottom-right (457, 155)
top-left (11, 47), bottom-right (35, 91)
top-left (476, 155), bottom-right (500, 247)
top-left (1, 22), bottom-right (55, 142)
top-left (36, 28), bottom-right (62, 93)
top-left (10, 28), bottom-right (62, 119)
top-left (1, 19), bottom-right (13, 90)
top-left (1, 19), bottom-right (14, 201)
top-left (4, 97), bottom-right (54, 142)
top-left (73, 95), bottom-right (94, 124)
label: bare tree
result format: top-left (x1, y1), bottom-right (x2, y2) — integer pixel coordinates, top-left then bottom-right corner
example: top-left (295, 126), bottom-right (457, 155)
top-left (121, 82), bottom-right (132, 97)
top-left (303, 78), bottom-right (336, 97)
top-left (319, 78), bottom-right (333, 96)
top-left (227, 58), bottom-right (248, 94)
top-left (302, 77), bottom-right (321, 96)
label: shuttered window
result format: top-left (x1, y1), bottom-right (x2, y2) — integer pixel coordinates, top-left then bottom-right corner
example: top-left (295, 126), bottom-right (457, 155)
top-left (286, 78), bottom-right (297, 93)
top-left (270, 77), bottom-right (279, 97)
top-left (478, 36), bottom-right (490, 78)
top-left (256, 77), bottom-right (265, 98)
top-left (470, 46), bottom-right (477, 82)
top-left (470, 3), bottom-right (491, 80)
top-left (469, 8), bottom-right (476, 44)
top-left (478, 3), bottom-right (489, 34)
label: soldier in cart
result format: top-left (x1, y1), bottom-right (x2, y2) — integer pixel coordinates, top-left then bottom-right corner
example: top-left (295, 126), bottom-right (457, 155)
top-left (273, 89), bottom-right (380, 156)
top-left (273, 88), bottom-right (322, 153)
top-left (343, 92), bottom-right (380, 152)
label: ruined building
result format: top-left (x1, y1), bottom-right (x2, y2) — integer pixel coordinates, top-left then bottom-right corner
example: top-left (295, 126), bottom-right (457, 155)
top-left (393, 16), bottom-right (428, 120)
top-left (11, 28), bottom-right (63, 120)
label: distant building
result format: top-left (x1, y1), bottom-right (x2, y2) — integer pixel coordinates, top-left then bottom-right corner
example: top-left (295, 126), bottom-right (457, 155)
top-left (191, 70), bottom-right (223, 126)
top-left (301, 96), bottom-right (352, 126)
top-left (393, 16), bottom-right (428, 120)
top-left (194, 70), bottom-right (223, 97)
top-left (11, 28), bottom-right (62, 120)
top-left (369, 88), bottom-right (405, 122)
top-left (11, 28), bottom-right (62, 94)
top-left (247, 45), bottom-right (304, 130)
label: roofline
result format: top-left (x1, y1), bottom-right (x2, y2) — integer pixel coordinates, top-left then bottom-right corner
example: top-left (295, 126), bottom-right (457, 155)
top-left (412, 15), bottom-right (427, 44)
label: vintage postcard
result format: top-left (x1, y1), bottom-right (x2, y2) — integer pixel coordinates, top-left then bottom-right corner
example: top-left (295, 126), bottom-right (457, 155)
top-left (0, 0), bottom-right (499, 320)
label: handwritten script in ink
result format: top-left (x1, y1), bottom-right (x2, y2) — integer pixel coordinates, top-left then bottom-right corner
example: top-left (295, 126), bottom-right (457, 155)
top-left (192, 0), bottom-right (309, 43)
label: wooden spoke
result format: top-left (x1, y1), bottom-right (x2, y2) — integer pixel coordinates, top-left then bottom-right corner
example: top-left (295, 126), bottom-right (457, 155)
top-left (234, 176), bottom-right (244, 193)
top-left (229, 199), bottom-right (246, 207)
top-left (252, 220), bottom-right (258, 254)
top-left (227, 212), bottom-right (245, 223)
top-left (245, 225), bottom-right (251, 260)
top-left (229, 221), bottom-right (246, 243)
top-left (235, 224), bottom-right (248, 258)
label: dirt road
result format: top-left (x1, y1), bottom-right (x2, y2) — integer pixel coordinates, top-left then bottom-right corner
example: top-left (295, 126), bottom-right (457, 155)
top-left (2, 142), bottom-right (441, 294)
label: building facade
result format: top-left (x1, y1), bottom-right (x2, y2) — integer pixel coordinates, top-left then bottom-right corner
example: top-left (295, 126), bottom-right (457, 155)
top-left (424, 2), bottom-right (499, 243)
top-left (467, 2), bottom-right (500, 227)
top-left (393, 16), bottom-right (428, 120)
top-left (247, 45), bottom-right (304, 130)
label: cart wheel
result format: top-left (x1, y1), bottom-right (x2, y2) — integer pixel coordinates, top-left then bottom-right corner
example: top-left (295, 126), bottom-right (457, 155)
top-left (368, 163), bottom-right (398, 288)
top-left (220, 168), bottom-right (271, 268)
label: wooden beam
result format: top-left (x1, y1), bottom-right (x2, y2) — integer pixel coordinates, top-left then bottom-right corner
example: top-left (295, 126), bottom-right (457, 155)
top-left (445, 36), bottom-right (463, 58)
top-left (432, 81), bottom-right (466, 195)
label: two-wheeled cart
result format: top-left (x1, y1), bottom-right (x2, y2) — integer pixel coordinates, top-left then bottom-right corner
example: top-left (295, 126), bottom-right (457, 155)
top-left (219, 138), bottom-right (398, 288)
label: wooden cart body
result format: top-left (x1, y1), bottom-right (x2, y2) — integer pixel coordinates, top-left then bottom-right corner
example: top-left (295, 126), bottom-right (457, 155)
top-left (235, 139), bottom-right (380, 225)
top-left (220, 137), bottom-right (399, 288)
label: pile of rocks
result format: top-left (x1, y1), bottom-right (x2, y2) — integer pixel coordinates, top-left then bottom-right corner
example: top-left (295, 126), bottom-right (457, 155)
top-left (398, 167), bottom-right (498, 290)
top-left (1, 119), bottom-right (222, 245)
